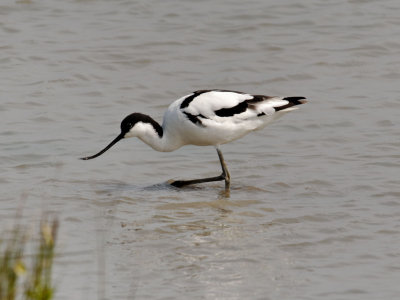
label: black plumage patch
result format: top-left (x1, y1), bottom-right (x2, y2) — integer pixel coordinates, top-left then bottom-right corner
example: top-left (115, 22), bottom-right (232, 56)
top-left (183, 111), bottom-right (205, 127)
top-left (121, 113), bottom-right (163, 137)
top-left (214, 101), bottom-right (248, 117)
top-left (179, 89), bottom-right (247, 110)
top-left (283, 96), bottom-right (307, 103)
top-left (214, 95), bottom-right (272, 117)
top-left (180, 90), bottom-right (209, 109)
top-left (275, 97), bottom-right (307, 112)
top-left (248, 95), bottom-right (272, 103)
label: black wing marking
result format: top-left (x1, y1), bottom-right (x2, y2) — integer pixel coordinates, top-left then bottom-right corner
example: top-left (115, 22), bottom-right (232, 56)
top-left (214, 101), bottom-right (248, 117)
top-left (180, 90), bottom-right (248, 125)
top-left (275, 97), bottom-right (307, 112)
top-left (180, 90), bottom-right (209, 109)
top-left (179, 89), bottom-right (247, 110)
top-left (183, 111), bottom-right (205, 127)
top-left (214, 95), bottom-right (271, 117)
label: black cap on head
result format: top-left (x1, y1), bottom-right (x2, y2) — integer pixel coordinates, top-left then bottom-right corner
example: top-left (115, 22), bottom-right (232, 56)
top-left (120, 113), bottom-right (143, 135)
top-left (121, 113), bottom-right (163, 138)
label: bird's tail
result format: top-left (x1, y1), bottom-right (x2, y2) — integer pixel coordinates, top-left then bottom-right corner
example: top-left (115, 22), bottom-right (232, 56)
top-left (275, 96), bottom-right (307, 112)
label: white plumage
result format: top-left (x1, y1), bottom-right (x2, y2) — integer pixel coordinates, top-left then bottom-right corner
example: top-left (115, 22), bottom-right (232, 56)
top-left (81, 89), bottom-right (307, 189)
top-left (165, 90), bottom-right (302, 147)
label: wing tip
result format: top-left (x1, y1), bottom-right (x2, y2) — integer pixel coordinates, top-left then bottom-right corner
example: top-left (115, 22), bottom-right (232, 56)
top-left (274, 97), bottom-right (307, 112)
top-left (282, 96), bottom-right (308, 105)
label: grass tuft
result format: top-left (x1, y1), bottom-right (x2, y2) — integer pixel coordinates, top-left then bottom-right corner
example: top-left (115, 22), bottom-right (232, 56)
top-left (0, 218), bottom-right (58, 300)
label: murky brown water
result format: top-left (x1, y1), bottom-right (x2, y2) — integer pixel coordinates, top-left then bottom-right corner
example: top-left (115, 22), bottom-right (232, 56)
top-left (1, 0), bottom-right (400, 299)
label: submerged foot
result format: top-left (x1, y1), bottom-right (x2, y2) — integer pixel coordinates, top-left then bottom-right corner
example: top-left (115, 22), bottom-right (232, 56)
top-left (168, 179), bottom-right (187, 188)
top-left (168, 173), bottom-right (227, 188)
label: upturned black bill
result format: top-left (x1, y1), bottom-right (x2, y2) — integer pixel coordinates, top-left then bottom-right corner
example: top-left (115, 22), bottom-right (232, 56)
top-left (80, 133), bottom-right (124, 160)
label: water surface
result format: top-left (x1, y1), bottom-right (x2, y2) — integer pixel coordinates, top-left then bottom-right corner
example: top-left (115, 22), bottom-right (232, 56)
top-left (1, 0), bottom-right (400, 299)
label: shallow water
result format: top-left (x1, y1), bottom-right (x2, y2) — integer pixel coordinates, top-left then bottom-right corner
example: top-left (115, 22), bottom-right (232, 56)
top-left (1, 0), bottom-right (400, 299)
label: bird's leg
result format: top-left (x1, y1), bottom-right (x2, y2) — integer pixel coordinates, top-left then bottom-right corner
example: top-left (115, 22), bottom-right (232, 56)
top-left (216, 147), bottom-right (230, 189)
top-left (169, 147), bottom-right (230, 189)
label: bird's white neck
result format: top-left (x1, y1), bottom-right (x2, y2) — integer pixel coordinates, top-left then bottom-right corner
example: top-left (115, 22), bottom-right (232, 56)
top-left (126, 119), bottom-right (183, 152)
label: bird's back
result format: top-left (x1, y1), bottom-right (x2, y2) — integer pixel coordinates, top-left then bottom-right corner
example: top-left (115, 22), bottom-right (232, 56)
top-left (163, 90), bottom-right (306, 146)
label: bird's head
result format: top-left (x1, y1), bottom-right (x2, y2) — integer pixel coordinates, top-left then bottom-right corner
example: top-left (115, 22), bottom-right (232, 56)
top-left (80, 113), bottom-right (162, 160)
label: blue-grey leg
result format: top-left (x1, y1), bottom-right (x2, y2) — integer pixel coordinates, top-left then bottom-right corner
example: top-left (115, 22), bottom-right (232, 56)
top-left (170, 147), bottom-right (230, 189)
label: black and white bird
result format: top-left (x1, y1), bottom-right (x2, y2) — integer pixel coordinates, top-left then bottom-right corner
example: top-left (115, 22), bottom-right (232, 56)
top-left (81, 89), bottom-right (307, 189)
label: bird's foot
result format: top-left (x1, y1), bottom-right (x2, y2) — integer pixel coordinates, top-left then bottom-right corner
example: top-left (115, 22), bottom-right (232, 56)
top-left (168, 179), bottom-right (187, 188)
top-left (168, 174), bottom-right (226, 188)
